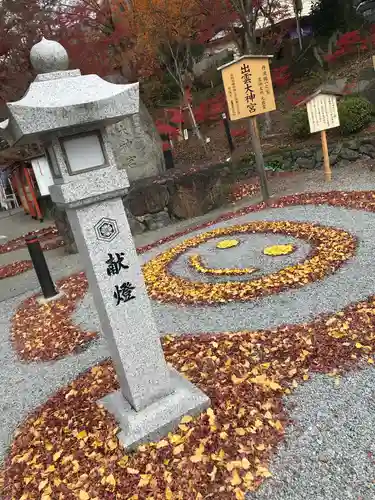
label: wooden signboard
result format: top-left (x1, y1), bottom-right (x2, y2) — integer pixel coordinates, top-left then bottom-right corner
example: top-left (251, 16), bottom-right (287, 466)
top-left (299, 90), bottom-right (342, 182)
top-left (218, 55), bottom-right (276, 202)
top-left (219, 56), bottom-right (276, 121)
top-left (306, 93), bottom-right (340, 134)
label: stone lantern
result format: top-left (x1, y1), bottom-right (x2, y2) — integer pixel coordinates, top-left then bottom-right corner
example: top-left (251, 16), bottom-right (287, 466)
top-left (0, 38), bottom-right (209, 448)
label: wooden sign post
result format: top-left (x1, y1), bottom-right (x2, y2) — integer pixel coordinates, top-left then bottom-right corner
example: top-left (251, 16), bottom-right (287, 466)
top-left (218, 55), bottom-right (276, 202)
top-left (299, 90), bottom-right (341, 182)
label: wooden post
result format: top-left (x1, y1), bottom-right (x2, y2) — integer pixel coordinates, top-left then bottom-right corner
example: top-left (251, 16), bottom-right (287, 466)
top-left (249, 116), bottom-right (270, 202)
top-left (321, 129), bottom-right (332, 182)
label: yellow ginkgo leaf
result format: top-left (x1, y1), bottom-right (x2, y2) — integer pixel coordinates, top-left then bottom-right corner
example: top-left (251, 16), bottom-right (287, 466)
top-left (231, 469), bottom-right (242, 486)
top-left (138, 474), bottom-right (152, 487)
top-left (38, 479), bottom-right (49, 491)
top-left (77, 430), bottom-right (87, 440)
top-left (156, 440), bottom-right (169, 449)
top-left (241, 457), bottom-right (250, 470)
top-left (180, 415), bottom-right (193, 424)
top-left (106, 474), bottom-right (116, 486)
top-left (173, 443), bottom-right (184, 456)
top-left (256, 466), bottom-right (272, 478)
top-left (79, 490), bottom-right (90, 500)
top-left (165, 486), bottom-right (173, 499)
top-left (107, 439), bottom-right (117, 450)
top-left (53, 450), bottom-right (62, 462)
top-left (190, 443), bottom-right (205, 463)
top-left (216, 239), bottom-right (239, 249)
top-left (207, 465), bottom-right (217, 482)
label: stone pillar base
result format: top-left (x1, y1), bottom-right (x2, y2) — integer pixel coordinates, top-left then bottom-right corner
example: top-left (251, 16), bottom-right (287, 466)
top-left (99, 368), bottom-right (210, 450)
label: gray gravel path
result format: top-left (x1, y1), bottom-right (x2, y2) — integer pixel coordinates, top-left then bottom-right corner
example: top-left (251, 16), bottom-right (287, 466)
top-left (247, 367), bottom-right (375, 500)
top-left (74, 204), bottom-right (375, 335)
top-left (0, 295), bottom-right (109, 464)
top-left (2, 167), bottom-right (375, 498)
top-left (0, 251), bottom-right (82, 302)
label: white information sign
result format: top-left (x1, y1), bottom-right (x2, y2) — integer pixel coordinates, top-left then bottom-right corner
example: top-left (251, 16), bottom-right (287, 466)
top-left (31, 155), bottom-right (54, 196)
top-left (306, 94), bottom-right (340, 134)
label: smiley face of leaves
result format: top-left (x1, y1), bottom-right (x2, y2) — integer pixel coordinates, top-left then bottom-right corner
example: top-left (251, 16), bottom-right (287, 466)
top-left (143, 221), bottom-right (356, 305)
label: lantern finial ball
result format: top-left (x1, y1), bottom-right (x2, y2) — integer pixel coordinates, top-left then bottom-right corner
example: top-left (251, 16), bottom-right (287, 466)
top-left (30, 37), bottom-right (69, 74)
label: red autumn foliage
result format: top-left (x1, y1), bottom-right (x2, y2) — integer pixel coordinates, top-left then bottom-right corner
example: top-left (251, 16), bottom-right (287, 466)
top-left (271, 65), bottom-right (292, 88)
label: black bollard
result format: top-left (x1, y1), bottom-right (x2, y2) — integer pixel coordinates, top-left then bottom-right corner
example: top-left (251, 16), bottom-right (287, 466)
top-left (25, 234), bottom-right (58, 299)
top-left (222, 112), bottom-right (235, 154)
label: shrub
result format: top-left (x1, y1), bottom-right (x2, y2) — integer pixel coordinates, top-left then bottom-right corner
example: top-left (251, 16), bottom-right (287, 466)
top-left (338, 96), bottom-right (372, 135)
top-left (289, 107), bottom-right (310, 139)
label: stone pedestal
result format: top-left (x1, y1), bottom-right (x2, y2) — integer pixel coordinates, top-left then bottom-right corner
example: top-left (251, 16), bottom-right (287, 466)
top-left (64, 194), bottom-right (209, 444)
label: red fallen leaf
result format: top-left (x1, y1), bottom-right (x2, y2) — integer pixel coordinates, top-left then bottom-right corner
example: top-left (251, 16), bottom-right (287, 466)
top-left (0, 260), bottom-right (33, 280)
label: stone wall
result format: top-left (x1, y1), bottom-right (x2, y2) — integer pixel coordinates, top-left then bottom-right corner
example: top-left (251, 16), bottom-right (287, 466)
top-left (266, 136), bottom-right (375, 172)
top-left (123, 162), bottom-right (245, 234)
top-left (123, 135), bottom-right (375, 235)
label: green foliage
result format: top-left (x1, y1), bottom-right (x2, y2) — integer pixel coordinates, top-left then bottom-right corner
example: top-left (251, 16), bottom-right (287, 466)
top-left (310, 0), bottom-right (360, 37)
top-left (289, 96), bottom-right (373, 138)
top-left (289, 107), bottom-right (310, 139)
top-left (265, 159), bottom-right (284, 171)
top-left (338, 96), bottom-right (372, 135)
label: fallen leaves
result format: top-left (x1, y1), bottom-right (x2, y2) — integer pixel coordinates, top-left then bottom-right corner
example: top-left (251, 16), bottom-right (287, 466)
top-left (3, 191), bottom-right (375, 498)
top-left (4, 288), bottom-right (375, 499)
top-left (263, 244), bottom-right (295, 256)
top-left (0, 226), bottom-right (59, 255)
top-left (0, 260), bottom-right (33, 280)
top-left (143, 221), bottom-right (356, 305)
top-left (11, 272), bottom-right (96, 362)
top-left (190, 254), bottom-right (258, 276)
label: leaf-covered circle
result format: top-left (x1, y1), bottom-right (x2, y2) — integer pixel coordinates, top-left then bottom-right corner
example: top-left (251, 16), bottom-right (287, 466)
top-left (143, 221), bottom-right (356, 305)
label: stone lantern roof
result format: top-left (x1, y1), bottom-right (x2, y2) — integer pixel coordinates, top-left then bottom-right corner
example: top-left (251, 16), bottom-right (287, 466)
top-left (0, 38), bottom-right (139, 146)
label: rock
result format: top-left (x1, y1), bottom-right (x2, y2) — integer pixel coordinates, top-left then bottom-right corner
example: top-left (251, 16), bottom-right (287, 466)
top-left (339, 148), bottom-right (360, 161)
top-left (359, 144), bottom-right (375, 158)
top-left (329, 154), bottom-right (338, 165)
top-left (346, 139), bottom-right (360, 151)
top-left (320, 78), bottom-right (347, 94)
top-left (169, 170), bottom-right (228, 219)
top-left (361, 79), bottom-right (375, 108)
top-left (315, 149), bottom-right (323, 163)
top-left (125, 208), bottom-right (146, 235)
top-left (294, 157), bottom-right (316, 169)
top-left (355, 68), bottom-right (375, 94)
top-left (126, 183), bottom-right (169, 216)
top-left (104, 74), bottom-right (165, 183)
top-left (359, 137), bottom-right (375, 147)
top-left (335, 159), bottom-right (351, 168)
top-left (329, 142), bottom-right (343, 155)
top-left (294, 148), bottom-right (314, 159)
top-left (143, 211), bottom-right (171, 231)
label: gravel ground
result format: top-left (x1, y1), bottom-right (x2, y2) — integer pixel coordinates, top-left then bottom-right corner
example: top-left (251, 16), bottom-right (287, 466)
top-left (0, 295), bottom-right (108, 465)
top-left (247, 367), bottom-right (375, 500)
top-left (74, 204), bottom-right (375, 335)
top-left (0, 251), bottom-right (82, 302)
top-left (2, 166), bottom-right (375, 497)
